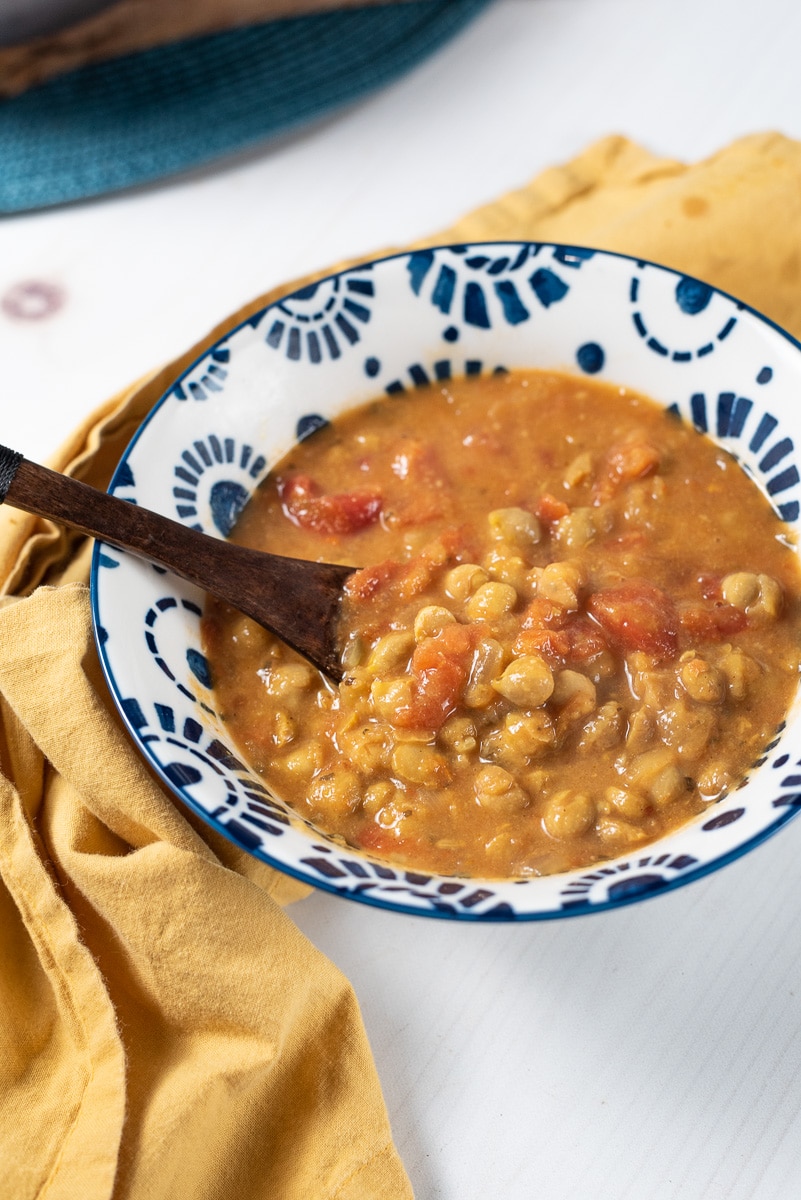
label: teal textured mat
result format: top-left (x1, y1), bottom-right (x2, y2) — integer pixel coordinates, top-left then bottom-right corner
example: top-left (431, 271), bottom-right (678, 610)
top-left (0, 0), bottom-right (491, 213)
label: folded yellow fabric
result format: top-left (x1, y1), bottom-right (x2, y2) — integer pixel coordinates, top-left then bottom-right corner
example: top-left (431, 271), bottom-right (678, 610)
top-left (3, 130), bottom-right (801, 1200)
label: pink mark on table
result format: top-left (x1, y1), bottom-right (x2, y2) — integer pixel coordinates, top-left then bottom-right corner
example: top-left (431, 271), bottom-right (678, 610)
top-left (1, 280), bottom-right (66, 321)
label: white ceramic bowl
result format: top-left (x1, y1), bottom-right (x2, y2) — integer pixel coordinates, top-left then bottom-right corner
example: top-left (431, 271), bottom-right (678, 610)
top-left (91, 242), bottom-right (801, 920)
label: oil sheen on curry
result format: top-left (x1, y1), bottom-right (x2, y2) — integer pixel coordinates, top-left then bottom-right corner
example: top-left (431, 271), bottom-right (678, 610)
top-left (202, 370), bottom-right (801, 878)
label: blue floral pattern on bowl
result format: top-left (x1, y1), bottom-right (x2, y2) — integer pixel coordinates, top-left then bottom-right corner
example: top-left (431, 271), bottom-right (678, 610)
top-left (91, 243), bottom-right (801, 921)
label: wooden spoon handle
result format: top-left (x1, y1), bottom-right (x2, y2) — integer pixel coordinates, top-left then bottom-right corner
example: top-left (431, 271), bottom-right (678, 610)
top-left (0, 445), bottom-right (353, 681)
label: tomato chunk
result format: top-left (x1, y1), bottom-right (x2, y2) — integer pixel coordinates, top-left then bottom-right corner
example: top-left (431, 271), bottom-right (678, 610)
top-left (520, 596), bottom-right (568, 630)
top-left (515, 603), bottom-right (609, 665)
top-left (345, 559), bottom-right (402, 602)
top-left (565, 615), bottom-right (610, 663)
top-left (536, 493), bottom-right (570, 525)
top-left (515, 596), bottom-right (568, 660)
top-left (514, 626), bottom-right (571, 662)
top-left (679, 602), bottom-right (748, 640)
top-left (587, 579), bottom-right (679, 658)
top-left (394, 622), bottom-right (478, 731)
top-left (593, 439), bottom-right (661, 502)
top-left (278, 473), bottom-right (382, 534)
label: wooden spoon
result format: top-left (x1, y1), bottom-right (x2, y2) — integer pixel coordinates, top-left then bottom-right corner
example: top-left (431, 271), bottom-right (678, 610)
top-left (0, 445), bottom-right (356, 682)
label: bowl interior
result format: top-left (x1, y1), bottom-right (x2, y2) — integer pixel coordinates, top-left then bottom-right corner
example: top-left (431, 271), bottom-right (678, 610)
top-left (91, 242), bottom-right (801, 920)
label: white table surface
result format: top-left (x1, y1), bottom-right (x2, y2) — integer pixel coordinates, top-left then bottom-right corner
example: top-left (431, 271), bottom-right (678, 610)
top-left (3, 2), bottom-right (801, 1196)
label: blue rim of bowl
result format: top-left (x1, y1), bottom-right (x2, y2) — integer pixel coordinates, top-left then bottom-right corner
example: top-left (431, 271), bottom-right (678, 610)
top-left (90, 241), bottom-right (801, 921)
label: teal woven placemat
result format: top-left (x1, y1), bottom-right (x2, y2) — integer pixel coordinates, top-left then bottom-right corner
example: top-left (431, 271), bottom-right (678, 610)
top-left (0, 0), bottom-right (491, 213)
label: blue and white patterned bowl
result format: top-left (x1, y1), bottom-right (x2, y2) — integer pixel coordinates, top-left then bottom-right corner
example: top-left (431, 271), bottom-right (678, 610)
top-left (91, 242), bottom-right (801, 921)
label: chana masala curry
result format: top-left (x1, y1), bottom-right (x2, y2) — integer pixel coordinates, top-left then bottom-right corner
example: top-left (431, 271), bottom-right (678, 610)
top-left (202, 370), bottom-right (801, 878)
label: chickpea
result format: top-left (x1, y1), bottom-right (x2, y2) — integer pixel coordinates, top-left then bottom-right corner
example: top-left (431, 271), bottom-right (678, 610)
top-left (605, 785), bottom-right (648, 820)
top-left (340, 665), bottom-right (372, 701)
top-left (719, 646), bottom-right (761, 700)
top-left (439, 715), bottom-right (478, 755)
top-left (229, 615), bottom-right (273, 653)
top-left (463, 637), bottom-right (505, 707)
top-left (361, 780), bottom-right (396, 815)
top-left (625, 651), bottom-right (651, 691)
top-left (272, 708), bottom-right (295, 748)
top-left (696, 761), bottom-right (734, 801)
top-left (474, 765), bottom-right (528, 814)
top-left (465, 581), bottom-right (518, 621)
top-left (282, 742), bottom-right (324, 778)
top-left (523, 567), bottom-right (543, 599)
top-left (503, 711), bottom-right (556, 755)
top-left (524, 768), bottom-right (547, 796)
top-left (487, 506), bottom-right (542, 550)
top-left (370, 676), bottom-right (414, 722)
top-left (755, 574), bottom-right (783, 619)
top-left (657, 701), bottom-right (716, 763)
top-left (480, 727), bottom-right (519, 771)
top-left (679, 655), bottom-right (726, 704)
top-left (553, 508), bottom-right (597, 551)
top-left (444, 562), bottom-right (488, 602)
top-left (579, 702), bottom-right (625, 752)
top-left (482, 550), bottom-right (530, 591)
top-left (413, 606), bottom-right (456, 643)
top-left (309, 769), bottom-right (361, 819)
top-left (596, 817), bottom-right (647, 845)
top-left (554, 671), bottom-right (598, 732)
top-left (721, 571), bottom-right (783, 619)
top-left (647, 759), bottom-right (687, 806)
top-left (341, 634), bottom-right (365, 671)
top-left (552, 669), bottom-right (596, 709)
top-left (625, 706), bottom-right (656, 754)
top-left (374, 799), bottom-right (410, 831)
top-left (542, 790), bottom-right (596, 839)
top-left (537, 560), bottom-right (585, 610)
top-left (720, 571), bottom-right (758, 609)
top-left (596, 505), bottom-right (616, 535)
top-left (391, 742), bottom-right (451, 786)
top-left (492, 655), bottom-right (554, 707)
top-left (483, 830), bottom-right (522, 867)
top-left (338, 723), bottom-right (390, 773)
top-left (259, 661), bottom-right (315, 696)
top-left (624, 746), bottom-right (685, 807)
top-left (481, 711), bottom-right (555, 771)
top-left (366, 630), bottom-right (414, 673)
top-left (625, 659), bottom-right (676, 710)
top-left (564, 451), bottom-right (593, 487)
top-left (621, 482), bottom-right (655, 522)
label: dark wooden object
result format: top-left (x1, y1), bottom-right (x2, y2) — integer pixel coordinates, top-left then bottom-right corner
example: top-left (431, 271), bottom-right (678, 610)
top-left (0, 445), bottom-right (356, 682)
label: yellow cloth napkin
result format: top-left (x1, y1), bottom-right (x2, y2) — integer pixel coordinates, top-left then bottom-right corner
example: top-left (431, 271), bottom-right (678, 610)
top-left (3, 130), bottom-right (801, 1200)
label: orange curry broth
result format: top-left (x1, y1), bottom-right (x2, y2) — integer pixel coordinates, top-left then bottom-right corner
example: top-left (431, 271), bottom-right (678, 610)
top-left (201, 370), bottom-right (801, 878)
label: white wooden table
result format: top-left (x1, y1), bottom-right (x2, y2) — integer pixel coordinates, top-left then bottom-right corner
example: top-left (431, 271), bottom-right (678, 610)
top-left (3, 2), bottom-right (801, 1196)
